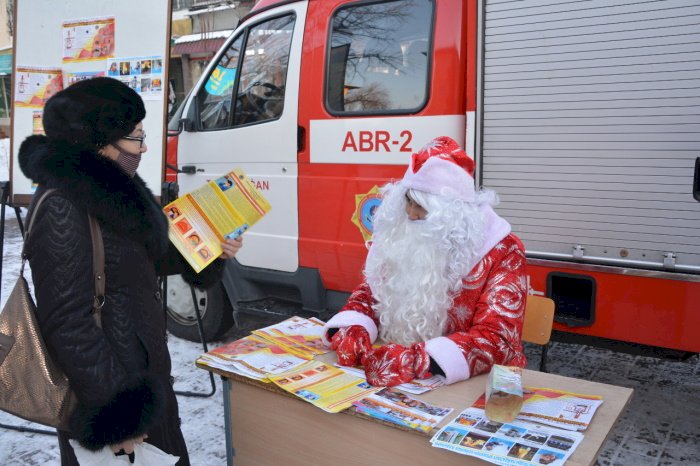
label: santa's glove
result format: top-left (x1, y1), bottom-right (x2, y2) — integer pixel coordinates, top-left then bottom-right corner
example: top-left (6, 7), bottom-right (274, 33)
top-left (329, 325), bottom-right (372, 367)
top-left (361, 342), bottom-right (432, 387)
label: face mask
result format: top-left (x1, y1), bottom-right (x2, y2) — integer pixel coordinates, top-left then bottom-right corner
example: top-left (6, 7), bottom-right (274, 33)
top-left (112, 142), bottom-right (142, 177)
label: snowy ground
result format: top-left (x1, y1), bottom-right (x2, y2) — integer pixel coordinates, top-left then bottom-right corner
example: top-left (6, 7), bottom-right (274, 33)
top-left (1, 211), bottom-right (699, 465)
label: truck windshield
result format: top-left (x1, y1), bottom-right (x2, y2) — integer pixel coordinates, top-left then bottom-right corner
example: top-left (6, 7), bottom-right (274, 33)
top-left (326, 0), bottom-right (433, 114)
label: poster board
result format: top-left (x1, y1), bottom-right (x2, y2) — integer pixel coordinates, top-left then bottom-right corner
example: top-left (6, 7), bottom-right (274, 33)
top-left (10, 0), bottom-right (171, 205)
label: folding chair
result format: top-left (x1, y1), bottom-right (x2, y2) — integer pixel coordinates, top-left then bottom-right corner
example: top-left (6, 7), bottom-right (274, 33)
top-left (522, 295), bottom-right (555, 372)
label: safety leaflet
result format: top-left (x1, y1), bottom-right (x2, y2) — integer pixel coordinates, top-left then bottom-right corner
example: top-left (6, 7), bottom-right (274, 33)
top-left (196, 334), bottom-right (308, 381)
top-left (471, 387), bottom-right (604, 431)
top-left (353, 387), bottom-right (453, 433)
top-left (269, 360), bottom-right (380, 413)
top-left (432, 407), bottom-right (583, 466)
top-left (164, 167), bottom-right (271, 272)
top-left (252, 316), bottom-right (329, 359)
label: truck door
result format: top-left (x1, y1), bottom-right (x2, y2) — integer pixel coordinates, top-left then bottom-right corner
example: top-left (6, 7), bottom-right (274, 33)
top-left (176, 2), bottom-right (308, 273)
top-left (297, 0), bottom-right (469, 295)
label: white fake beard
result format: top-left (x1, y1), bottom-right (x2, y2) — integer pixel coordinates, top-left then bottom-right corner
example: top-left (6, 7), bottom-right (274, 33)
top-left (365, 185), bottom-right (487, 346)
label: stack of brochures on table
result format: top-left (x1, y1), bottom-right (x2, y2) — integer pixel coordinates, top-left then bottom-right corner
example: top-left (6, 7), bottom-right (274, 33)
top-left (268, 360), bottom-right (380, 413)
top-left (352, 387), bottom-right (453, 433)
top-left (196, 334), bottom-right (309, 381)
top-left (431, 387), bottom-right (603, 466)
top-left (472, 387), bottom-right (604, 431)
top-left (252, 316), bottom-right (329, 358)
top-left (336, 364), bottom-right (445, 394)
top-left (196, 316), bottom-right (325, 381)
top-left (431, 407), bottom-right (583, 466)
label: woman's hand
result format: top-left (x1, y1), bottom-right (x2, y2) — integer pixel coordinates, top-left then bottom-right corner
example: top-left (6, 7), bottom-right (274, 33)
top-left (220, 237), bottom-right (243, 259)
top-left (110, 433), bottom-right (148, 454)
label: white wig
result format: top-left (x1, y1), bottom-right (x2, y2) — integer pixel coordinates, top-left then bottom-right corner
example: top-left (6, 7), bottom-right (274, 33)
top-left (364, 182), bottom-right (499, 345)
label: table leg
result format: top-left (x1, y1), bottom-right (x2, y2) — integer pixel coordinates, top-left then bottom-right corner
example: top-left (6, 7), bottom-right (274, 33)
top-left (223, 377), bottom-right (234, 465)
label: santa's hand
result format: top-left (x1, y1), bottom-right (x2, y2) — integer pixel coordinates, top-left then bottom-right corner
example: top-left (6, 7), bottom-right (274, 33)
top-left (329, 325), bottom-right (371, 366)
top-left (362, 343), bottom-right (431, 387)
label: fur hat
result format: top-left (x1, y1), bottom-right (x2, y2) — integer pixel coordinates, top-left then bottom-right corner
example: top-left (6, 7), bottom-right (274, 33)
top-left (401, 136), bottom-right (476, 202)
top-left (42, 77), bottom-right (145, 149)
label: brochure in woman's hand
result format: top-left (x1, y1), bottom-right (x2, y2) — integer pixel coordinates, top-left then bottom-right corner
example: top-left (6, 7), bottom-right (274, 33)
top-left (164, 168), bottom-right (271, 272)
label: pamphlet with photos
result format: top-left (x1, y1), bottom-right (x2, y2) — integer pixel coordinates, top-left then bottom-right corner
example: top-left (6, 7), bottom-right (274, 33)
top-left (352, 387), bottom-right (453, 433)
top-left (269, 360), bottom-right (380, 413)
top-left (164, 168), bottom-right (271, 272)
top-left (431, 407), bottom-right (583, 466)
top-left (336, 364), bottom-right (445, 395)
top-left (472, 387), bottom-right (603, 431)
top-left (252, 316), bottom-right (329, 358)
top-left (196, 334), bottom-right (308, 381)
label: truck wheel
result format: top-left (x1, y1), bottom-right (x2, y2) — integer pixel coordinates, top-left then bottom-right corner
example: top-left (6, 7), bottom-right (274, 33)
top-left (165, 274), bottom-right (234, 342)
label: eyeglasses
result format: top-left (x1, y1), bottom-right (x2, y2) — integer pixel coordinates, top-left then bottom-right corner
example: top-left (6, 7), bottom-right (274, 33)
top-left (122, 132), bottom-right (146, 148)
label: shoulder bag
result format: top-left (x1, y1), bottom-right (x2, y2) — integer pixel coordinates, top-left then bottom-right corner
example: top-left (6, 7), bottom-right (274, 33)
top-left (0, 189), bottom-right (105, 429)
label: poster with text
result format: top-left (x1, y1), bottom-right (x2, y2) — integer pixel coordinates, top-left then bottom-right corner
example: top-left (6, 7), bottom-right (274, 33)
top-left (62, 17), bottom-right (115, 62)
top-left (107, 56), bottom-right (164, 100)
top-left (32, 111), bottom-right (44, 135)
top-left (66, 70), bottom-right (106, 87)
top-left (14, 67), bottom-right (63, 108)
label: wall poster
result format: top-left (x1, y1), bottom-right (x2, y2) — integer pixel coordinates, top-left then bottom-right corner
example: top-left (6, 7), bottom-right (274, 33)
top-left (14, 66), bottom-right (63, 108)
top-left (62, 16), bottom-right (116, 62)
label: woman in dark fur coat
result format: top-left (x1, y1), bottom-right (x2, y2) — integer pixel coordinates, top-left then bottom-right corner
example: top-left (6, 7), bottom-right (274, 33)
top-left (18, 77), bottom-right (242, 465)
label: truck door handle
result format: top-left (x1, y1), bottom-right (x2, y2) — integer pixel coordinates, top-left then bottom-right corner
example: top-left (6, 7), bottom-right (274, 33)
top-left (181, 165), bottom-right (197, 174)
top-left (297, 125), bottom-right (306, 152)
top-left (694, 157), bottom-right (700, 202)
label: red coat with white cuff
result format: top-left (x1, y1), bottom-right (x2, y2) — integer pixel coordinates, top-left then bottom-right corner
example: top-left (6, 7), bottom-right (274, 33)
top-left (323, 233), bottom-right (528, 385)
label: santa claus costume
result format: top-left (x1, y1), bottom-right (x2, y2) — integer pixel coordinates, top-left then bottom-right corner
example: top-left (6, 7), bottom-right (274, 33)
top-left (323, 136), bottom-right (527, 387)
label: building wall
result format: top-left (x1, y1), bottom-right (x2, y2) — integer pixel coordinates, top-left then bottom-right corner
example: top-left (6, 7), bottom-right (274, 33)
top-left (169, 1), bottom-right (254, 116)
top-left (0, 0), bottom-right (11, 49)
top-left (0, 0), bottom-right (12, 136)
top-left (191, 8), bottom-right (241, 34)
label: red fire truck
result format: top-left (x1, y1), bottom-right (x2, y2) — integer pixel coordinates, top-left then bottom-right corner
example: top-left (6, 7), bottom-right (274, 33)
top-left (166, 0), bottom-right (700, 353)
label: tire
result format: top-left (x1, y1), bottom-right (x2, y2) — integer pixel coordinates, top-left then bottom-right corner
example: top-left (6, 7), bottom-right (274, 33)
top-left (165, 274), bottom-right (234, 342)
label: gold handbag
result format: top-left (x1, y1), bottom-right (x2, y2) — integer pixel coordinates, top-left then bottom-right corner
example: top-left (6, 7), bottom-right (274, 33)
top-left (0, 189), bottom-right (105, 430)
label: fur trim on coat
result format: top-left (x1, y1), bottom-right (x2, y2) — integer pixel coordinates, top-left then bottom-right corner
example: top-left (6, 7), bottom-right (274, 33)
top-left (19, 134), bottom-right (224, 287)
top-left (19, 135), bottom-right (169, 261)
top-left (69, 375), bottom-right (165, 451)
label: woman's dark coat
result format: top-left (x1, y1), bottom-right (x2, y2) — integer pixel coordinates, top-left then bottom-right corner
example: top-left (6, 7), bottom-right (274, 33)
top-left (19, 135), bottom-right (224, 465)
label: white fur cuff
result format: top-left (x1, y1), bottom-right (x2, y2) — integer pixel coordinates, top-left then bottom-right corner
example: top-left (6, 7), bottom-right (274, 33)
top-left (425, 336), bottom-right (471, 384)
top-left (476, 205), bottom-right (511, 259)
top-left (322, 311), bottom-right (378, 346)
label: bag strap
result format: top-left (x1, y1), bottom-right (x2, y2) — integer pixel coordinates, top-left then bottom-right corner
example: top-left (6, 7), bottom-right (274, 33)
top-left (87, 214), bottom-right (105, 326)
top-left (22, 188), bottom-right (58, 253)
top-left (24, 188), bottom-right (105, 327)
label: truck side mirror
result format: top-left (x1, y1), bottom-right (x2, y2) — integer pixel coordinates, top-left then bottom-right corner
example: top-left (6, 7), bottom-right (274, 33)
top-left (694, 157), bottom-right (700, 202)
top-left (167, 118), bottom-right (193, 137)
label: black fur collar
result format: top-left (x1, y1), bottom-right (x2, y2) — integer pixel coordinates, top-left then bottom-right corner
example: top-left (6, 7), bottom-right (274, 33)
top-left (19, 135), bottom-right (169, 259)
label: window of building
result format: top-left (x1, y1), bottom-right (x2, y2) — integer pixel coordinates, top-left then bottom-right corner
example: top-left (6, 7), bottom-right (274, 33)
top-left (0, 76), bottom-right (10, 120)
top-left (326, 0), bottom-right (434, 114)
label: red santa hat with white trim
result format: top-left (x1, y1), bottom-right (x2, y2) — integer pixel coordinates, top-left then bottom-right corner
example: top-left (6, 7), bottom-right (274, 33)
top-left (400, 135), bottom-right (512, 265)
top-left (401, 136), bottom-right (476, 202)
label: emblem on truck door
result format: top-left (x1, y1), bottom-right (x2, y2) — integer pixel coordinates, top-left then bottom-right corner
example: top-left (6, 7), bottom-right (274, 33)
top-left (351, 186), bottom-right (382, 243)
